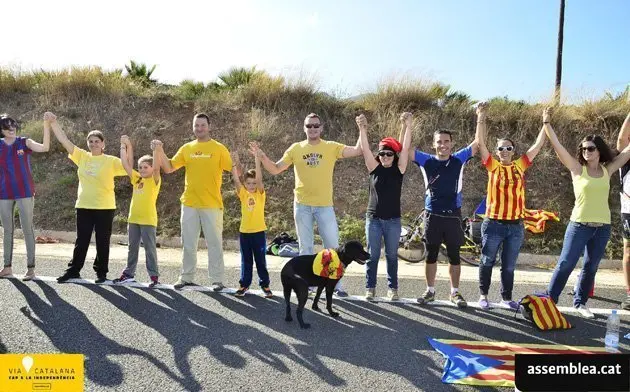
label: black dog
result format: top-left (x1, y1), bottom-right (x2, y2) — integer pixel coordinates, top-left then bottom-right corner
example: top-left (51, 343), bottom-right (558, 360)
top-left (281, 240), bottom-right (370, 329)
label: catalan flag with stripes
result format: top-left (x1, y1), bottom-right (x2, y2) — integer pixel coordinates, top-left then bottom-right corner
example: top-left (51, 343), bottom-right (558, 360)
top-left (523, 209), bottom-right (560, 234)
top-left (428, 338), bottom-right (609, 387)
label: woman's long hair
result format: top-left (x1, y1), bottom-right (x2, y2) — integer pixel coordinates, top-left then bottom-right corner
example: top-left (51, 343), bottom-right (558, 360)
top-left (576, 135), bottom-right (613, 165)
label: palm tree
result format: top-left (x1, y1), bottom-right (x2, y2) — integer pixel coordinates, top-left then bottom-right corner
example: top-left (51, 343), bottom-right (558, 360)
top-left (217, 66), bottom-right (261, 90)
top-left (124, 60), bottom-right (157, 86)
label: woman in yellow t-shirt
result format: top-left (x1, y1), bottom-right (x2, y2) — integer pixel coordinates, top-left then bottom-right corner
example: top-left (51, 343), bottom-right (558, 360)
top-left (544, 107), bottom-right (630, 318)
top-left (231, 146), bottom-right (272, 298)
top-left (49, 114), bottom-right (128, 284)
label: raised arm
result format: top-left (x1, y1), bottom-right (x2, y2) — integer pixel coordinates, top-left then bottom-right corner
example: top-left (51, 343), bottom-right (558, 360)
top-left (356, 114), bottom-right (378, 172)
top-left (253, 147), bottom-right (264, 192)
top-left (616, 110), bottom-right (630, 152)
top-left (46, 112), bottom-right (75, 155)
top-left (119, 135), bottom-right (134, 177)
top-left (341, 133), bottom-right (362, 158)
top-left (151, 140), bottom-right (161, 183)
top-left (230, 151), bottom-right (244, 191)
top-left (542, 107), bottom-right (582, 175)
top-left (475, 102), bottom-right (490, 163)
top-left (26, 113), bottom-right (51, 153)
top-left (398, 112), bottom-right (413, 174)
top-left (152, 140), bottom-right (176, 174)
top-left (525, 125), bottom-right (547, 162)
top-left (258, 146), bottom-right (289, 175)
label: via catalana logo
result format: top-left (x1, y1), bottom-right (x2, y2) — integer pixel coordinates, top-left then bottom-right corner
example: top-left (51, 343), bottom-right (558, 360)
top-left (0, 353), bottom-right (84, 391)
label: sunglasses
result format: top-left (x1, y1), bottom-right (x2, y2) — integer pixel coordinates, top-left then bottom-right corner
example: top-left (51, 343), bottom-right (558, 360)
top-left (0, 118), bottom-right (18, 130)
top-left (378, 151), bottom-right (395, 157)
top-left (304, 124), bottom-right (321, 129)
top-left (497, 146), bottom-right (514, 152)
top-left (581, 146), bottom-right (597, 152)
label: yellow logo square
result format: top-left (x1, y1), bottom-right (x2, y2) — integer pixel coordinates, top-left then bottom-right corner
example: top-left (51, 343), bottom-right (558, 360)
top-left (0, 354), bottom-right (84, 392)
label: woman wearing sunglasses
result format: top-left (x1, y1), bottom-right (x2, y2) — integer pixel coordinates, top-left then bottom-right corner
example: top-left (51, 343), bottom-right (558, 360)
top-left (0, 113), bottom-right (51, 281)
top-left (545, 107), bottom-right (630, 318)
top-left (356, 112), bottom-right (413, 301)
top-left (475, 102), bottom-right (546, 310)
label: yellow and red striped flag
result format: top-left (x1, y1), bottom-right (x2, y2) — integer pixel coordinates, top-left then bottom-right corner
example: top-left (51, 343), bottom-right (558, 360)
top-left (523, 209), bottom-right (559, 234)
top-left (429, 338), bottom-right (608, 387)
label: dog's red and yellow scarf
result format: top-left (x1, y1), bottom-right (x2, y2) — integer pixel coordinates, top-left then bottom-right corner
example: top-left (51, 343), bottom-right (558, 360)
top-left (313, 249), bottom-right (344, 279)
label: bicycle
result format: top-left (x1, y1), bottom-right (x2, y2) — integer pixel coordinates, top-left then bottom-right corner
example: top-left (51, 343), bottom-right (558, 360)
top-left (397, 209), bottom-right (486, 267)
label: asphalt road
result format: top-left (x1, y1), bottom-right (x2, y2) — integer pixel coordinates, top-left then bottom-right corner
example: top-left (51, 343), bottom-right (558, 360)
top-left (1, 255), bottom-right (629, 392)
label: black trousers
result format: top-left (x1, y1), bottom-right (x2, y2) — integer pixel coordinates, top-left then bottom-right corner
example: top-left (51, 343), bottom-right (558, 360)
top-left (66, 208), bottom-right (115, 277)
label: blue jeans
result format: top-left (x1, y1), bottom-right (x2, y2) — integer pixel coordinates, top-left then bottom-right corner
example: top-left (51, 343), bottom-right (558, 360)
top-left (293, 202), bottom-right (339, 255)
top-left (365, 216), bottom-right (401, 289)
top-left (239, 231), bottom-right (270, 288)
top-left (478, 219), bottom-right (524, 300)
top-left (547, 222), bottom-right (611, 306)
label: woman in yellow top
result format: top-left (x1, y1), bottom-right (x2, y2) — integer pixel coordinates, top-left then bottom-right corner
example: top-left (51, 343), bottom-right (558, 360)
top-left (230, 145), bottom-right (272, 298)
top-left (545, 107), bottom-right (630, 318)
top-left (49, 113), bottom-right (128, 284)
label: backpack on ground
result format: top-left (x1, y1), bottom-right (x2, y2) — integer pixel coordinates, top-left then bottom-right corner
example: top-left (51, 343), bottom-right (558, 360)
top-left (514, 294), bottom-right (572, 331)
top-left (266, 232), bottom-right (298, 255)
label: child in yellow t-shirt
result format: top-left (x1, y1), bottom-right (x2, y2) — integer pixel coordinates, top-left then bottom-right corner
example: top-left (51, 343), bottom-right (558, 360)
top-left (231, 144), bottom-right (272, 298)
top-left (114, 136), bottom-right (162, 288)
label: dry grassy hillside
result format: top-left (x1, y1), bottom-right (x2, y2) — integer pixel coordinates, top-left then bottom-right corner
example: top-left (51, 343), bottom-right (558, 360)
top-left (1, 67), bottom-right (629, 256)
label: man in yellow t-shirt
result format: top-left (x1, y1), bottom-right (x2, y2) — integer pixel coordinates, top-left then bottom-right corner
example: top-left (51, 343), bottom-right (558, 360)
top-left (258, 113), bottom-right (362, 297)
top-left (156, 113), bottom-right (233, 290)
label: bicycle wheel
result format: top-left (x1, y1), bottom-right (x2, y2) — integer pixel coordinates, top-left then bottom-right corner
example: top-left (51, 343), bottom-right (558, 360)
top-left (398, 225), bottom-right (426, 263)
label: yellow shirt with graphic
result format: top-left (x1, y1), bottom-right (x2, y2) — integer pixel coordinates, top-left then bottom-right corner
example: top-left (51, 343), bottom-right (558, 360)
top-left (69, 147), bottom-right (127, 209)
top-left (128, 171), bottom-right (161, 226)
top-left (280, 140), bottom-right (345, 206)
top-left (238, 187), bottom-right (267, 233)
top-left (170, 139), bottom-right (232, 208)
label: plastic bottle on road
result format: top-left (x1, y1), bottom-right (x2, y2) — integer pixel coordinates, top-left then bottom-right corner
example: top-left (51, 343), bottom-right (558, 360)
top-left (605, 310), bottom-right (620, 353)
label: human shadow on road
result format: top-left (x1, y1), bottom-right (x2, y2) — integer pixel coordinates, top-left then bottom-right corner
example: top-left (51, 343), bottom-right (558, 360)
top-left (83, 284), bottom-right (346, 390)
top-left (0, 336), bottom-right (6, 354)
top-left (10, 279), bottom-right (187, 390)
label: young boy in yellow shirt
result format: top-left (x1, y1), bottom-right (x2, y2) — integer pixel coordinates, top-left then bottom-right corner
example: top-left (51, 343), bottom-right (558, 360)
top-left (114, 136), bottom-right (162, 288)
top-left (231, 144), bottom-right (272, 298)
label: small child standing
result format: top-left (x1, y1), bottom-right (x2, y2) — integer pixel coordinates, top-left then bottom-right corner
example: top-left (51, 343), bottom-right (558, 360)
top-left (114, 135), bottom-right (162, 288)
top-left (231, 143), bottom-right (272, 298)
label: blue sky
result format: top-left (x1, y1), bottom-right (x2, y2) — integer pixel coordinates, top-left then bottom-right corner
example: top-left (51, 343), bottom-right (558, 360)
top-left (3, 0), bottom-right (628, 102)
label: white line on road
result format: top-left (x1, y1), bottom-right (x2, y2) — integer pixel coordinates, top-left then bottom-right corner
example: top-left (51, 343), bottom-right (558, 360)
top-left (5, 275), bottom-right (629, 317)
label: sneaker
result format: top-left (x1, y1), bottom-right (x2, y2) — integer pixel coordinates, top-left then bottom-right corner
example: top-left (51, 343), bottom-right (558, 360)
top-left (334, 289), bottom-right (349, 298)
top-left (95, 276), bottom-right (108, 284)
top-left (235, 286), bottom-right (249, 297)
top-left (148, 277), bottom-right (160, 288)
top-left (365, 288), bottom-right (376, 301)
top-left (478, 297), bottom-right (490, 310)
top-left (575, 304), bottom-right (595, 319)
top-left (57, 271), bottom-right (80, 283)
top-left (417, 289), bottom-right (435, 305)
top-left (22, 268), bottom-right (35, 281)
top-left (113, 273), bottom-right (135, 284)
top-left (501, 300), bottom-right (519, 310)
top-left (308, 287), bottom-right (317, 297)
top-left (387, 289), bottom-right (399, 301)
top-left (174, 280), bottom-right (196, 290)
top-left (211, 282), bottom-right (225, 292)
top-left (262, 287), bottom-right (273, 298)
top-left (450, 292), bottom-right (467, 308)
top-left (621, 294), bottom-right (630, 311)
top-left (0, 267), bottom-right (13, 278)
